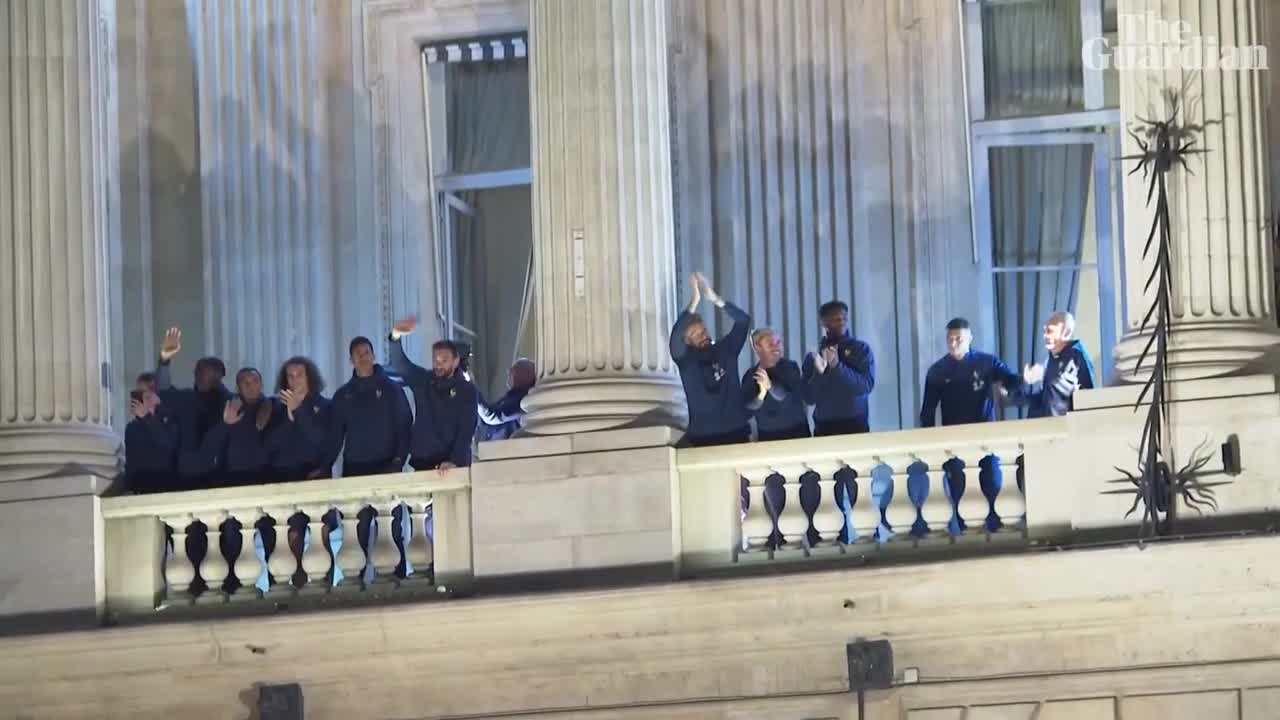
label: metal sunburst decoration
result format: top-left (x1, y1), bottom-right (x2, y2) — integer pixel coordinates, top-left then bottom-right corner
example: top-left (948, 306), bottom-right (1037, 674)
top-left (1103, 87), bottom-right (1226, 537)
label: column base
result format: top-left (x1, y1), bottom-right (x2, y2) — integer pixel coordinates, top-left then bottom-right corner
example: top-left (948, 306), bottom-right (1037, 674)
top-left (1114, 321), bottom-right (1280, 382)
top-left (521, 375), bottom-right (687, 436)
top-left (0, 424), bottom-right (120, 484)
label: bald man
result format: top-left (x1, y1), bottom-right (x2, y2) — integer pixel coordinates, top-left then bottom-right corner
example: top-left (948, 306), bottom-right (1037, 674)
top-left (477, 358), bottom-right (537, 441)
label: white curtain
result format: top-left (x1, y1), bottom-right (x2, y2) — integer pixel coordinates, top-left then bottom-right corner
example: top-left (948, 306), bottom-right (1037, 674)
top-left (982, 0), bottom-right (1084, 118)
top-left (991, 143), bottom-right (1093, 415)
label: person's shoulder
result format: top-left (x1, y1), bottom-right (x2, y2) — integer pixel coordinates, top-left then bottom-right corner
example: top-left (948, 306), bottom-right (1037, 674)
top-left (844, 337), bottom-right (873, 354)
top-left (925, 355), bottom-right (948, 375)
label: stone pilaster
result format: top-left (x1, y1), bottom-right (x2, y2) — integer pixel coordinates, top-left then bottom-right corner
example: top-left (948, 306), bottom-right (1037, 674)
top-left (1114, 0), bottom-right (1279, 380)
top-left (522, 0), bottom-right (684, 434)
top-left (0, 0), bottom-right (120, 482)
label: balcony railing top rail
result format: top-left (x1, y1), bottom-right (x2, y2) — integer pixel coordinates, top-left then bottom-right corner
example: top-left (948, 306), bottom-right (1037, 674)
top-left (675, 416), bottom-right (1070, 471)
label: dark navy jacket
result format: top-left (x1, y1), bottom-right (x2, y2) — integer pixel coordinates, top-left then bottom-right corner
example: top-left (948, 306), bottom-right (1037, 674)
top-left (670, 302), bottom-right (751, 442)
top-left (802, 331), bottom-right (875, 431)
top-left (1021, 339), bottom-right (1096, 418)
top-left (156, 361), bottom-right (234, 480)
top-left (329, 365), bottom-right (412, 467)
top-left (124, 411), bottom-right (179, 476)
top-left (477, 386), bottom-right (530, 441)
top-left (388, 337), bottom-right (479, 467)
top-left (202, 397), bottom-right (282, 476)
top-left (742, 359), bottom-right (809, 439)
top-left (920, 351), bottom-right (1021, 427)
top-left (268, 393), bottom-right (333, 476)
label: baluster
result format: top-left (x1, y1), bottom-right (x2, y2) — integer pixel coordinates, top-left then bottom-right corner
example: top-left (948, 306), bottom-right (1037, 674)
top-left (334, 503), bottom-right (368, 587)
top-left (848, 462), bottom-right (881, 543)
top-left (990, 447), bottom-right (1026, 530)
top-left (878, 457), bottom-right (917, 540)
top-left (403, 497), bottom-right (434, 580)
top-left (806, 462), bottom-right (846, 547)
top-left (369, 501), bottom-right (403, 582)
top-left (916, 455), bottom-right (955, 537)
top-left (161, 515), bottom-right (197, 603)
top-left (265, 507), bottom-right (299, 593)
top-left (198, 511), bottom-right (231, 600)
top-left (954, 453), bottom-right (993, 535)
top-left (232, 510), bottom-right (264, 597)
top-left (300, 505), bottom-right (333, 589)
top-left (774, 466), bottom-right (809, 550)
top-left (737, 468), bottom-right (774, 554)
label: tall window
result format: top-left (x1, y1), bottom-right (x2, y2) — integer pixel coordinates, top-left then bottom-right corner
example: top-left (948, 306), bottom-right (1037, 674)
top-left (964, 0), bottom-right (1123, 396)
top-left (421, 34), bottom-right (533, 402)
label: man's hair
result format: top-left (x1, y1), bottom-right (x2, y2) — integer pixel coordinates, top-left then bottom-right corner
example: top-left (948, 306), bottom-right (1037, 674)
top-left (276, 356), bottom-right (326, 394)
top-left (1046, 310), bottom-right (1076, 337)
top-left (510, 358), bottom-right (537, 388)
top-left (348, 336), bottom-right (374, 356)
top-left (751, 327), bottom-right (777, 345)
top-left (431, 339), bottom-right (460, 357)
top-left (819, 300), bottom-right (849, 318)
top-left (135, 371), bottom-right (157, 385)
top-left (235, 367), bottom-right (261, 384)
top-left (195, 356), bottom-right (226, 377)
top-left (946, 317), bottom-right (971, 331)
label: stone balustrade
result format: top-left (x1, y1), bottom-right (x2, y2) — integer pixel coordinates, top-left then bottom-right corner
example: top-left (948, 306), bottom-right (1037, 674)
top-left (674, 417), bottom-right (1071, 573)
top-left (101, 470), bottom-right (472, 619)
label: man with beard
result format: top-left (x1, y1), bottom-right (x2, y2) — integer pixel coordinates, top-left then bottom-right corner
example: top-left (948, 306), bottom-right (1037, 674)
top-left (389, 317), bottom-right (479, 470)
top-left (670, 272), bottom-right (751, 447)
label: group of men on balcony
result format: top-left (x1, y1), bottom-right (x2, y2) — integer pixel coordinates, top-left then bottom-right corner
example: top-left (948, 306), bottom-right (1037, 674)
top-left (123, 320), bottom-right (535, 495)
top-left (672, 272), bottom-right (1096, 448)
top-left (672, 272), bottom-right (1096, 539)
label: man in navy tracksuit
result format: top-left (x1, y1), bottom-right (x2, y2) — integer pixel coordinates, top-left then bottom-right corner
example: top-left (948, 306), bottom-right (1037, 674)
top-left (269, 356), bottom-right (333, 482)
top-left (202, 368), bottom-right (281, 487)
top-left (1017, 311), bottom-right (1097, 418)
top-left (154, 327), bottom-right (233, 491)
top-left (802, 301), bottom-right (875, 436)
top-left (670, 273), bottom-right (751, 447)
top-left (124, 372), bottom-right (179, 494)
top-left (476, 359), bottom-right (536, 441)
top-left (920, 317), bottom-right (1022, 533)
top-left (387, 318), bottom-right (478, 471)
top-left (330, 336), bottom-right (412, 477)
top-left (741, 327), bottom-right (810, 547)
top-left (742, 328), bottom-right (809, 442)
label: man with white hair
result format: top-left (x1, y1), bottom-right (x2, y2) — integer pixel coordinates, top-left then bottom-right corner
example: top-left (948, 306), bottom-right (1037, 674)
top-left (742, 327), bottom-right (809, 442)
top-left (1018, 310), bottom-right (1096, 417)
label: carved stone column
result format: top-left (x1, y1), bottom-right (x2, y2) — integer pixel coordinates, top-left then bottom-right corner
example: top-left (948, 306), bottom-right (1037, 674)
top-left (0, 0), bottom-right (121, 482)
top-left (1114, 0), bottom-right (1280, 380)
top-left (521, 0), bottom-right (685, 434)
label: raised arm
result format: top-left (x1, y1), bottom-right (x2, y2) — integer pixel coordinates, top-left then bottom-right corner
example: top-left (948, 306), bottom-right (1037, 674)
top-left (388, 316), bottom-right (430, 385)
top-left (154, 326), bottom-right (182, 390)
top-left (827, 341), bottom-right (876, 395)
top-left (697, 274), bottom-right (749, 354)
top-left (669, 273), bottom-right (702, 362)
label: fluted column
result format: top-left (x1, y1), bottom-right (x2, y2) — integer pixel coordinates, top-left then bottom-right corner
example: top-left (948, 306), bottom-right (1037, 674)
top-left (186, 0), bottom-right (335, 383)
top-left (0, 0), bottom-right (120, 482)
top-left (1114, 0), bottom-right (1279, 380)
top-left (522, 0), bottom-right (684, 434)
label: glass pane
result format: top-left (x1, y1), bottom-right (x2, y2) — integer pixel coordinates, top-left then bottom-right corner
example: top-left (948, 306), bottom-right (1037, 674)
top-left (448, 186), bottom-right (533, 402)
top-left (989, 143), bottom-right (1094, 267)
top-left (445, 59), bottom-right (531, 173)
top-left (982, 0), bottom-right (1084, 118)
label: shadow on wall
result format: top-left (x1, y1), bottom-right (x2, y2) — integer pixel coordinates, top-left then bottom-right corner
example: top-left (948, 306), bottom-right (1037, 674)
top-left (674, 21), bottom-right (913, 430)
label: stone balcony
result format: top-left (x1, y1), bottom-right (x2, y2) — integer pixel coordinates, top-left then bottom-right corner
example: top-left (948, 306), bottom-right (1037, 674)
top-left (90, 374), bottom-right (1279, 625)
